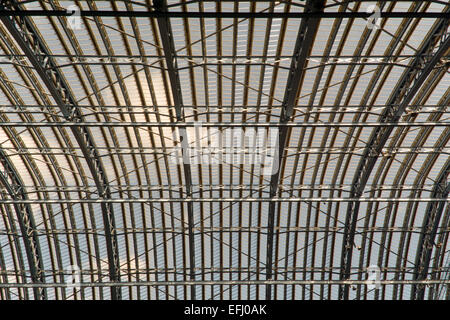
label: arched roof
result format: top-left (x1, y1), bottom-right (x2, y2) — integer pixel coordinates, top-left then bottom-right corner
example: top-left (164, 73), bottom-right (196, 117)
top-left (0, 0), bottom-right (448, 300)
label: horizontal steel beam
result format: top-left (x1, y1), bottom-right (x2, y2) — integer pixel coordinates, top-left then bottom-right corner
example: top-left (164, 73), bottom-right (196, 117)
top-left (7, 183), bottom-right (438, 189)
top-left (1, 226), bottom-right (443, 235)
top-left (1, 227), bottom-right (446, 239)
top-left (0, 10), bottom-right (448, 19)
top-left (5, 146), bottom-right (449, 152)
top-left (0, 266), bottom-right (424, 274)
top-left (1, 280), bottom-right (450, 288)
top-left (0, 104), bottom-right (446, 109)
top-left (7, 151), bottom-right (449, 158)
top-left (0, 122), bottom-right (447, 127)
top-left (0, 110), bottom-right (446, 116)
top-left (0, 198), bottom-right (445, 204)
top-left (0, 54), bottom-right (441, 59)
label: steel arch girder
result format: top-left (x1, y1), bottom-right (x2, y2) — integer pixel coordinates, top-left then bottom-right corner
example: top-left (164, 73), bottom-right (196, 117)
top-left (0, 149), bottom-right (46, 299)
top-left (412, 159), bottom-right (450, 300)
top-left (154, 0), bottom-right (197, 299)
top-left (0, 1), bottom-right (122, 299)
top-left (264, 0), bottom-right (326, 300)
top-left (339, 16), bottom-right (450, 299)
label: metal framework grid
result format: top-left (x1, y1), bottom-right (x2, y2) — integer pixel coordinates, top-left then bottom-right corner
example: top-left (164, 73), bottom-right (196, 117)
top-left (0, 0), bottom-right (448, 300)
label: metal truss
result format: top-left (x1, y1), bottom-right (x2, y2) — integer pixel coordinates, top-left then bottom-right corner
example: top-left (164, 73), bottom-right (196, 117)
top-left (339, 14), bottom-right (450, 300)
top-left (435, 255), bottom-right (450, 300)
top-left (412, 159), bottom-right (450, 300)
top-left (0, 0), bottom-right (122, 299)
top-left (0, 148), bottom-right (46, 299)
top-left (0, 0), bottom-right (448, 300)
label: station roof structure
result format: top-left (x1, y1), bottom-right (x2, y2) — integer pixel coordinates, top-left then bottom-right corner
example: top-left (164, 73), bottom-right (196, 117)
top-left (0, 0), bottom-right (448, 300)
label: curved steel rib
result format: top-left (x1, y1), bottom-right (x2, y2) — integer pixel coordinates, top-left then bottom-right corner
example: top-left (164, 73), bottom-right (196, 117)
top-left (0, 1), bottom-right (122, 299)
top-left (339, 15), bottom-right (450, 299)
top-left (154, 0), bottom-right (197, 299)
top-left (0, 148), bottom-right (46, 299)
top-left (265, 0), bottom-right (325, 300)
top-left (412, 159), bottom-right (450, 300)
